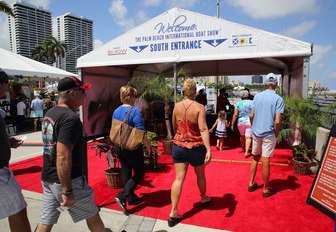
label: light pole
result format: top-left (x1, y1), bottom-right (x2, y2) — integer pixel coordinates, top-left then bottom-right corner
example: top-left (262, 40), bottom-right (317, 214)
top-left (62, 44), bottom-right (87, 73)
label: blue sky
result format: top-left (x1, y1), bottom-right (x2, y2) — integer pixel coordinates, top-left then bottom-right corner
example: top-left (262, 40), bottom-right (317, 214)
top-left (1, 0), bottom-right (336, 90)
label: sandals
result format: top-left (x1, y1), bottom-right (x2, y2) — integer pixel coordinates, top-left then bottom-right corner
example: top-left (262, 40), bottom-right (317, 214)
top-left (200, 196), bottom-right (211, 207)
top-left (168, 215), bottom-right (182, 227)
top-left (263, 188), bottom-right (276, 198)
top-left (248, 183), bottom-right (258, 192)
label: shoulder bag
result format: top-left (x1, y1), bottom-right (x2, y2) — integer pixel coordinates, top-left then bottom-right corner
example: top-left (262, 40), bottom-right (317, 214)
top-left (109, 107), bottom-right (145, 151)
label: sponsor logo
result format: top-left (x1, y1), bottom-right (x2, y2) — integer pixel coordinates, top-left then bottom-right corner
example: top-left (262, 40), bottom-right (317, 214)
top-left (230, 34), bottom-right (255, 47)
top-left (107, 48), bottom-right (127, 56)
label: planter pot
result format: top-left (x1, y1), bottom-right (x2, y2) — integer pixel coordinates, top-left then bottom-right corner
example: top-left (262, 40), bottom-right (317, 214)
top-left (105, 168), bottom-right (123, 189)
top-left (293, 158), bottom-right (311, 175)
top-left (163, 139), bottom-right (173, 155)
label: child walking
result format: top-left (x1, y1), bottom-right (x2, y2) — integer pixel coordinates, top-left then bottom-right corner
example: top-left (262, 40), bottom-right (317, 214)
top-left (209, 110), bottom-right (230, 150)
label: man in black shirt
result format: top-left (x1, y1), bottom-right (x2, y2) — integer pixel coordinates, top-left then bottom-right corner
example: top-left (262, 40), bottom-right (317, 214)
top-left (0, 69), bottom-right (31, 232)
top-left (35, 76), bottom-right (105, 232)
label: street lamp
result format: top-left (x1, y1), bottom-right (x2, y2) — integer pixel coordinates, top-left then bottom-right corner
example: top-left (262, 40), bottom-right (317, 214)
top-left (61, 44), bottom-right (87, 72)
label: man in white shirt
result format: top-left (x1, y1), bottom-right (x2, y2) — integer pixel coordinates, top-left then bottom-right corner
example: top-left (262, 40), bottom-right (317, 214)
top-left (16, 97), bottom-right (26, 132)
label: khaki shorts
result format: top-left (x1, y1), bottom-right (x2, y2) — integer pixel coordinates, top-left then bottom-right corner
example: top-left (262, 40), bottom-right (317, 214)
top-left (252, 134), bottom-right (276, 157)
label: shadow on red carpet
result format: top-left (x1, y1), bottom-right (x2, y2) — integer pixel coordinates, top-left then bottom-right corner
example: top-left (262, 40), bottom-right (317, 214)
top-left (9, 134), bottom-right (334, 232)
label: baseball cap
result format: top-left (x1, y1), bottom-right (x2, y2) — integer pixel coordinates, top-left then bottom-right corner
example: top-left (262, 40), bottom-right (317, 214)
top-left (240, 90), bottom-right (249, 99)
top-left (0, 68), bottom-right (14, 82)
top-left (265, 73), bottom-right (278, 85)
top-left (57, 76), bottom-right (91, 91)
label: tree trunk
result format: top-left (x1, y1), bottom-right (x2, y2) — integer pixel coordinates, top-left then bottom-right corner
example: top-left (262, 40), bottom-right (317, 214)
top-left (164, 104), bottom-right (173, 140)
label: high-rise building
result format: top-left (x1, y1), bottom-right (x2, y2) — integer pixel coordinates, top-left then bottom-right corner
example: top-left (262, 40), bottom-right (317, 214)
top-left (8, 1), bottom-right (52, 59)
top-left (251, 75), bottom-right (263, 84)
top-left (57, 13), bottom-right (93, 74)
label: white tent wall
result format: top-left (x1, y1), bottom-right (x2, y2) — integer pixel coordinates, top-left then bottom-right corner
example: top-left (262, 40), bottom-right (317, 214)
top-left (78, 7), bottom-right (313, 137)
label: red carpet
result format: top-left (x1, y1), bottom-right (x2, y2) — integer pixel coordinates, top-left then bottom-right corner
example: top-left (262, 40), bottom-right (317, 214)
top-left (10, 135), bottom-right (334, 232)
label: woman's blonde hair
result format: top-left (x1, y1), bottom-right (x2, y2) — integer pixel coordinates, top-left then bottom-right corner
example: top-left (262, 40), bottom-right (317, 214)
top-left (120, 86), bottom-right (138, 104)
top-left (218, 110), bottom-right (227, 120)
top-left (183, 78), bottom-right (196, 98)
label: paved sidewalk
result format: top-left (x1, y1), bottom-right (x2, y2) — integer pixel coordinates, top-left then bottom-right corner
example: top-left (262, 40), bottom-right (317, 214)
top-left (0, 190), bottom-right (227, 232)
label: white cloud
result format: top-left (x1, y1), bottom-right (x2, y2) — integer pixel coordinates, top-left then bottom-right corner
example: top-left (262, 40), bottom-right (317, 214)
top-left (143, 0), bottom-right (162, 6)
top-left (311, 44), bottom-right (333, 65)
top-left (109, 0), bottom-right (134, 31)
top-left (94, 39), bottom-right (104, 49)
top-left (281, 20), bottom-right (317, 38)
top-left (227, 0), bottom-right (318, 19)
top-left (137, 10), bottom-right (149, 23)
top-left (167, 0), bottom-right (199, 9)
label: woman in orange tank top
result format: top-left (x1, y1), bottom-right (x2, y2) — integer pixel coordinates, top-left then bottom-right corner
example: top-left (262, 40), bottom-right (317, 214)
top-left (168, 79), bottom-right (212, 227)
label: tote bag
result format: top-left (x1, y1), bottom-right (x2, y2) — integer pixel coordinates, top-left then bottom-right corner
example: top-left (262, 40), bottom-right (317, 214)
top-left (109, 107), bottom-right (145, 151)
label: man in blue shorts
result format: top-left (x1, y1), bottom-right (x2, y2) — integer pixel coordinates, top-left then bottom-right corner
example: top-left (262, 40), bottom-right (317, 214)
top-left (248, 73), bottom-right (284, 198)
top-left (0, 69), bottom-right (31, 232)
top-left (35, 76), bottom-right (105, 231)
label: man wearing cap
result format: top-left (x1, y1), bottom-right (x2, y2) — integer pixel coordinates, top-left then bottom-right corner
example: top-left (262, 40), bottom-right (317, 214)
top-left (35, 76), bottom-right (105, 232)
top-left (0, 69), bottom-right (31, 232)
top-left (248, 73), bottom-right (284, 198)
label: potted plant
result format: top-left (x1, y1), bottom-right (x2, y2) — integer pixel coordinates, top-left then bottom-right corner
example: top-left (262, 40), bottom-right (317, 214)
top-left (278, 96), bottom-right (333, 175)
top-left (92, 138), bottom-right (123, 189)
top-left (292, 143), bottom-right (318, 175)
top-left (144, 131), bottom-right (158, 170)
top-left (130, 69), bottom-right (188, 155)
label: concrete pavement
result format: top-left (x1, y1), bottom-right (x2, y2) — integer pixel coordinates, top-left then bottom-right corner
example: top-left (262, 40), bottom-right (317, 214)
top-left (1, 131), bottom-right (228, 232)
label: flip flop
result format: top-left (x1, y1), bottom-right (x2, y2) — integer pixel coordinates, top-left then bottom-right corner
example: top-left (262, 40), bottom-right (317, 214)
top-left (168, 215), bottom-right (182, 227)
top-left (263, 188), bottom-right (276, 198)
top-left (248, 183), bottom-right (258, 192)
top-left (200, 196), bottom-right (211, 207)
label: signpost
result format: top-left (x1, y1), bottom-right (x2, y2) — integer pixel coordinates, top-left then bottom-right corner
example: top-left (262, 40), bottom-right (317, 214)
top-left (307, 124), bottom-right (336, 219)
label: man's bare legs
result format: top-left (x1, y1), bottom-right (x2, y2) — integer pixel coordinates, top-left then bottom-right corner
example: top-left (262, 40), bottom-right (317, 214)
top-left (35, 223), bottom-right (53, 232)
top-left (262, 156), bottom-right (271, 192)
top-left (86, 213), bottom-right (105, 232)
top-left (8, 208), bottom-right (31, 232)
top-left (170, 163), bottom-right (188, 218)
top-left (35, 213), bottom-right (105, 232)
top-left (249, 155), bottom-right (260, 186)
top-left (194, 165), bottom-right (209, 202)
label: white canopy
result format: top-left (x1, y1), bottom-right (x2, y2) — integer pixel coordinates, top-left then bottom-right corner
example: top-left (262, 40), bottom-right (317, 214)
top-left (77, 8), bottom-right (313, 136)
top-left (0, 48), bottom-right (77, 79)
top-left (78, 8), bottom-right (312, 96)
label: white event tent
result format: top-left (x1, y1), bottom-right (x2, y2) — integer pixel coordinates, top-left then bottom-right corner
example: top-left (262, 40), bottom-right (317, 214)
top-left (0, 48), bottom-right (77, 79)
top-left (76, 8), bottom-right (313, 136)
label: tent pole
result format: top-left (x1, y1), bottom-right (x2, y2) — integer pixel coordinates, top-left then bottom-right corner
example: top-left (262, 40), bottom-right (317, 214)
top-left (174, 63), bottom-right (177, 103)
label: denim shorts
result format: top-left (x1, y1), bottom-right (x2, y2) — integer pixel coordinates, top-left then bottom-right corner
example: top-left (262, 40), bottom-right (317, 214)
top-left (172, 144), bottom-right (206, 167)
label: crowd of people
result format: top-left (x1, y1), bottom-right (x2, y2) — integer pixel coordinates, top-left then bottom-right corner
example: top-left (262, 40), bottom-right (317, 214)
top-left (0, 67), bottom-right (284, 230)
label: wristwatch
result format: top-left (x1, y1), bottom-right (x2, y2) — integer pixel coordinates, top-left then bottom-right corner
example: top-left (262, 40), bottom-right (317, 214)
top-left (61, 189), bottom-right (73, 196)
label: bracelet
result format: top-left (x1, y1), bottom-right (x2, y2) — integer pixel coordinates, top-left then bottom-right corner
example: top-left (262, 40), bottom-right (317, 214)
top-left (61, 189), bottom-right (73, 196)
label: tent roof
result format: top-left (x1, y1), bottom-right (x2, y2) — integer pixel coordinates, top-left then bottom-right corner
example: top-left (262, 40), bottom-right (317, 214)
top-left (77, 7), bottom-right (312, 74)
top-left (0, 48), bottom-right (77, 79)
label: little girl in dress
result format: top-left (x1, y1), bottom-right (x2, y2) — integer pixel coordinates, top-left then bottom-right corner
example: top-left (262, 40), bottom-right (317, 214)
top-left (209, 110), bottom-right (230, 150)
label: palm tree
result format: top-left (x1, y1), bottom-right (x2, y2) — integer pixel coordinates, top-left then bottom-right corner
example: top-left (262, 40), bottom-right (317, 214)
top-left (47, 36), bottom-right (67, 65)
top-left (0, 1), bottom-right (14, 17)
top-left (278, 96), bottom-right (335, 146)
top-left (31, 36), bottom-right (67, 67)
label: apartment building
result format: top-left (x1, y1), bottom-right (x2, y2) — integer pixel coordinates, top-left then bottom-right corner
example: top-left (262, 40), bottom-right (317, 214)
top-left (57, 13), bottom-right (93, 74)
top-left (8, 1), bottom-right (52, 59)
